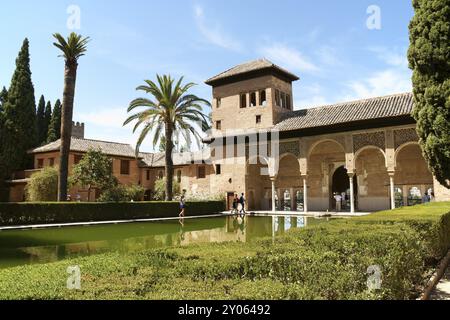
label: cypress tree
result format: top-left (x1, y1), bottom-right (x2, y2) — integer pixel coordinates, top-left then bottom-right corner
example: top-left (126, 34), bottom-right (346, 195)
top-left (36, 95), bottom-right (46, 144)
top-left (47, 99), bottom-right (61, 143)
top-left (2, 38), bottom-right (37, 171)
top-left (408, 0), bottom-right (450, 188)
top-left (0, 87), bottom-right (7, 112)
top-left (43, 101), bottom-right (52, 145)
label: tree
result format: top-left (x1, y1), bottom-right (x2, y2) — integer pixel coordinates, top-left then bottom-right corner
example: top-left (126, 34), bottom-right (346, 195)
top-left (25, 166), bottom-right (58, 202)
top-left (47, 99), bottom-right (61, 143)
top-left (2, 39), bottom-right (37, 171)
top-left (124, 75), bottom-right (210, 201)
top-left (153, 178), bottom-right (181, 201)
top-left (0, 87), bottom-right (7, 112)
top-left (53, 32), bottom-right (89, 201)
top-left (408, 0), bottom-right (450, 188)
top-left (36, 95), bottom-right (46, 144)
top-left (43, 101), bottom-right (52, 144)
top-left (70, 148), bottom-right (117, 202)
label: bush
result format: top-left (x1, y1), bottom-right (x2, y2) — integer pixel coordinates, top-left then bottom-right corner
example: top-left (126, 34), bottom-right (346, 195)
top-left (153, 178), bottom-right (181, 200)
top-left (97, 185), bottom-right (145, 202)
top-left (127, 185), bottom-right (145, 201)
top-left (25, 167), bottom-right (58, 202)
top-left (0, 201), bottom-right (226, 226)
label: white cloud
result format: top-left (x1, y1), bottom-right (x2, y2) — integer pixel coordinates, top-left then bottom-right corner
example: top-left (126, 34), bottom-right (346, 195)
top-left (259, 43), bottom-right (319, 73)
top-left (193, 5), bottom-right (242, 52)
top-left (368, 46), bottom-right (409, 67)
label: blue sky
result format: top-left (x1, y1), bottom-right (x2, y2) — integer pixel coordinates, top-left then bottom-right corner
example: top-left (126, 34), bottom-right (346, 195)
top-left (0, 0), bottom-right (414, 151)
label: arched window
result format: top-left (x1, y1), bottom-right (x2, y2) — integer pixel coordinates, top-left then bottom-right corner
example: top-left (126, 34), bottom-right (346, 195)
top-left (408, 187), bottom-right (421, 206)
top-left (250, 92), bottom-right (257, 107)
top-left (283, 190), bottom-right (291, 211)
top-left (260, 90), bottom-right (267, 106)
top-left (240, 94), bottom-right (247, 108)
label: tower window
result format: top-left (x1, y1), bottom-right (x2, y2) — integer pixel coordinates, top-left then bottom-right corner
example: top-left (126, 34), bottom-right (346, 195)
top-left (215, 164), bottom-right (222, 175)
top-left (256, 115), bottom-right (262, 124)
top-left (240, 94), bottom-right (247, 108)
top-left (275, 90), bottom-right (280, 107)
top-left (250, 92), bottom-right (257, 107)
top-left (281, 92), bottom-right (286, 109)
top-left (216, 121), bottom-right (222, 130)
top-left (286, 94), bottom-right (291, 110)
top-left (260, 90), bottom-right (267, 106)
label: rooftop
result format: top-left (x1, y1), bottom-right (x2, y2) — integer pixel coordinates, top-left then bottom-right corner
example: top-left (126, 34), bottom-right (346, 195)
top-left (29, 137), bottom-right (138, 158)
top-left (205, 58), bottom-right (300, 86)
top-left (275, 92), bottom-right (414, 132)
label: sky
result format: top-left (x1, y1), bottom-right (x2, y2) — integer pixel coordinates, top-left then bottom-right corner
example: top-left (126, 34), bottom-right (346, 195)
top-left (0, 0), bottom-right (414, 152)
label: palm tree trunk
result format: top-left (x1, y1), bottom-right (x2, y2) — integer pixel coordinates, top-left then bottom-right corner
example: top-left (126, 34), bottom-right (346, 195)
top-left (58, 61), bottom-right (77, 201)
top-left (165, 123), bottom-right (174, 201)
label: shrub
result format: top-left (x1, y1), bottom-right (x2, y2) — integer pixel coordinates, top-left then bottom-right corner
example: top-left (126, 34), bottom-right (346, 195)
top-left (0, 201), bottom-right (226, 226)
top-left (98, 185), bottom-right (146, 202)
top-left (25, 167), bottom-right (58, 202)
top-left (153, 178), bottom-right (181, 201)
top-left (126, 185), bottom-right (145, 201)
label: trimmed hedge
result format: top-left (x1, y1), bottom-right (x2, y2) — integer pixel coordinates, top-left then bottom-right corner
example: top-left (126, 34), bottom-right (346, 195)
top-left (0, 201), bottom-right (225, 226)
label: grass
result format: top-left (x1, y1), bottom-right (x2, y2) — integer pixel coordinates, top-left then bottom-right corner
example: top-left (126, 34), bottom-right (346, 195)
top-left (0, 202), bottom-right (449, 300)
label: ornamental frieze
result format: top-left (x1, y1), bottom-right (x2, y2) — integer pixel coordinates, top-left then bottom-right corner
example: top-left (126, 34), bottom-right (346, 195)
top-left (394, 128), bottom-right (418, 149)
top-left (279, 141), bottom-right (300, 157)
top-left (353, 132), bottom-right (385, 153)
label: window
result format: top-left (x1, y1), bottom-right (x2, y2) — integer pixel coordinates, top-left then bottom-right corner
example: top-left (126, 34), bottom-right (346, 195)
top-left (177, 170), bottom-right (182, 183)
top-left (275, 90), bottom-right (280, 106)
top-left (37, 159), bottom-right (44, 169)
top-left (216, 98), bottom-right (221, 108)
top-left (240, 94), bottom-right (247, 108)
top-left (286, 94), bottom-right (291, 110)
top-left (215, 164), bottom-right (221, 175)
top-left (197, 166), bottom-right (206, 179)
top-left (408, 187), bottom-right (422, 206)
top-left (49, 158), bottom-right (55, 167)
top-left (158, 171), bottom-right (164, 179)
top-left (74, 154), bottom-right (83, 165)
top-left (146, 170), bottom-right (150, 181)
top-left (120, 160), bottom-right (130, 175)
top-left (281, 92), bottom-right (286, 109)
top-left (216, 120), bottom-right (222, 130)
top-left (256, 115), bottom-right (262, 124)
top-left (260, 90), bottom-right (267, 106)
top-left (250, 92), bottom-right (257, 107)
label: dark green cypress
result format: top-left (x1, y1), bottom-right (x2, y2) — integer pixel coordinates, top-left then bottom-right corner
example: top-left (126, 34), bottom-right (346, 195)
top-left (47, 99), bottom-right (62, 143)
top-left (36, 95), bottom-right (46, 144)
top-left (2, 38), bottom-right (37, 171)
top-left (42, 101), bottom-right (52, 145)
top-left (0, 87), bottom-right (7, 112)
top-left (408, 0), bottom-right (450, 188)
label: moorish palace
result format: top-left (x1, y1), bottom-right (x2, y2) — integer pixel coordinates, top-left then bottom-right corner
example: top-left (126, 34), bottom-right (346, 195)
top-left (7, 59), bottom-right (450, 212)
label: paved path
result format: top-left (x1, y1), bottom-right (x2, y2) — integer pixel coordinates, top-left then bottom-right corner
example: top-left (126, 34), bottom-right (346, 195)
top-left (430, 266), bottom-right (450, 300)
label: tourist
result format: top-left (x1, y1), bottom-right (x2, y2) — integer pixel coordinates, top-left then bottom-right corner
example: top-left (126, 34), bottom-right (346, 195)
top-left (239, 193), bottom-right (246, 215)
top-left (334, 193), bottom-right (342, 212)
top-left (422, 192), bottom-right (430, 204)
top-left (232, 194), bottom-right (239, 214)
top-left (179, 196), bottom-right (186, 217)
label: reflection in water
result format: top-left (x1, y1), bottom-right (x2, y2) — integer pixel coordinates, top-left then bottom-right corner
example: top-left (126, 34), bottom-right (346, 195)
top-left (0, 215), bottom-right (332, 269)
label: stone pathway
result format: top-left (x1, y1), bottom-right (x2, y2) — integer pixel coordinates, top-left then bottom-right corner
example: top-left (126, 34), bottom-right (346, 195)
top-left (430, 266), bottom-right (450, 300)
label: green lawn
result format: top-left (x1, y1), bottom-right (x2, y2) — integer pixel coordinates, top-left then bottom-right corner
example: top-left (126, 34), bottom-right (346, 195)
top-left (0, 202), bottom-right (449, 300)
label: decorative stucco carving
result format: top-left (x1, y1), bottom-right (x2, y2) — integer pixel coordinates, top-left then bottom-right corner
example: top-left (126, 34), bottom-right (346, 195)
top-left (394, 128), bottom-right (418, 150)
top-left (353, 132), bottom-right (385, 153)
top-left (279, 141), bottom-right (300, 157)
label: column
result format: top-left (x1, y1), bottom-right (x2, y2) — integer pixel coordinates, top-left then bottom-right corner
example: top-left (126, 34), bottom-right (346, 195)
top-left (302, 176), bottom-right (308, 213)
top-left (290, 188), bottom-right (295, 212)
top-left (349, 173), bottom-right (355, 214)
top-left (270, 177), bottom-right (276, 212)
top-left (389, 173), bottom-right (395, 210)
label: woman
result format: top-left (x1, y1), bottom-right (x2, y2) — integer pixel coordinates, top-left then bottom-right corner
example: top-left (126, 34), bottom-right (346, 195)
top-left (179, 196), bottom-right (186, 217)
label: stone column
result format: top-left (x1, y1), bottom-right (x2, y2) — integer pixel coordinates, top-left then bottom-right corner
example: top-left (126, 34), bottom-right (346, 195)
top-left (270, 177), bottom-right (276, 212)
top-left (290, 188), bottom-right (295, 211)
top-left (349, 173), bottom-right (355, 214)
top-left (389, 172), bottom-right (395, 210)
top-left (302, 176), bottom-right (308, 213)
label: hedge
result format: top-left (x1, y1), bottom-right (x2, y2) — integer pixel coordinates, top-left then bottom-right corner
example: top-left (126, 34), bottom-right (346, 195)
top-left (0, 201), bottom-right (225, 226)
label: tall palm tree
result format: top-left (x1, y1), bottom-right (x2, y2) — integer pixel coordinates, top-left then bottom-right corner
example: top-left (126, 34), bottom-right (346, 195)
top-left (53, 32), bottom-right (89, 201)
top-left (124, 75), bottom-right (210, 201)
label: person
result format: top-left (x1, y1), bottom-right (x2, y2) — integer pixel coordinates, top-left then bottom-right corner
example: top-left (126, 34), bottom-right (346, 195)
top-left (334, 193), bottom-right (342, 212)
top-left (422, 192), bottom-right (430, 204)
top-left (239, 193), bottom-right (246, 215)
top-left (232, 194), bottom-right (239, 215)
top-left (179, 196), bottom-right (186, 217)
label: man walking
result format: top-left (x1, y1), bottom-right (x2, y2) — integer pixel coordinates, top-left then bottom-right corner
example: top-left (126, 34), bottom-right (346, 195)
top-left (239, 193), bottom-right (246, 215)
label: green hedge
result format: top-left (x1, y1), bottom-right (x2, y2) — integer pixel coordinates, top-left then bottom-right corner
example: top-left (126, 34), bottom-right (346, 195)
top-left (0, 201), bottom-right (225, 226)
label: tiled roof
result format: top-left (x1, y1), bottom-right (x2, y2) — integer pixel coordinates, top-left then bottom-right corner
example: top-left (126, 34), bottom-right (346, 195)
top-left (29, 137), bottom-right (137, 158)
top-left (139, 151), bottom-right (210, 168)
top-left (275, 92), bottom-right (414, 132)
top-left (205, 58), bottom-right (299, 85)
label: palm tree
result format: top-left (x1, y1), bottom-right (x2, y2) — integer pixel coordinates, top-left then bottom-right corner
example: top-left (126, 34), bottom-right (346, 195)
top-left (53, 32), bottom-right (89, 201)
top-left (124, 75), bottom-right (210, 201)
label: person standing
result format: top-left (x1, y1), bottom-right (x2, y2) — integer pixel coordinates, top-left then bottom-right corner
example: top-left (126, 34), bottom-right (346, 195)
top-left (334, 193), bottom-right (342, 212)
top-left (239, 193), bottom-right (246, 215)
top-left (232, 194), bottom-right (239, 214)
top-left (179, 196), bottom-right (186, 217)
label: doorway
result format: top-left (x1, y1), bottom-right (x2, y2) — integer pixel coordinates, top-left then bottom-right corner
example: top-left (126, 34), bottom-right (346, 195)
top-left (331, 166), bottom-right (357, 211)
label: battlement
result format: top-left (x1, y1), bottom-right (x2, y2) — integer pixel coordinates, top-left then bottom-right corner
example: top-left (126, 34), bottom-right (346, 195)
top-left (71, 121), bottom-right (85, 139)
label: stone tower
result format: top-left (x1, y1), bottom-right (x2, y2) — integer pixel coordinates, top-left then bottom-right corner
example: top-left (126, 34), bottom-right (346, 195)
top-left (71, 121), bottom-right (85, 139)
top-left (205, 59), bottom-right (299, 132)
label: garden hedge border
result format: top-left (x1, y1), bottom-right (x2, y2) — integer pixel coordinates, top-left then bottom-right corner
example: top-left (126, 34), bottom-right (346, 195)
top-left (0, 201), bottom-right (226, 226)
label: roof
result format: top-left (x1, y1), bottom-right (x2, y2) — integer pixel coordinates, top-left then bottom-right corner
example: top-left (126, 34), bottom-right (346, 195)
top-left (275, 92), bottom-right (414, 132)
top-left (205, 58), bottom-right (299, 86)
top-left (139, 151), bottom-right (210, 168)
top-left (29, 137), bottom-right (137, 158)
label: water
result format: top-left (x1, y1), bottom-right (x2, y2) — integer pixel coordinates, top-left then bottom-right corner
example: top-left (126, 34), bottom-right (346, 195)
top-left (0, 215), bottom-right (332, 269)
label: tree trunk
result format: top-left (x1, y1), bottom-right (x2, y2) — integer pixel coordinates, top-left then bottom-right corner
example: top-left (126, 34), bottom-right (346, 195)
top-left (165, 122), bottom-right (174, 201)
top-left (58, 61), bottom-right (77, 201)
